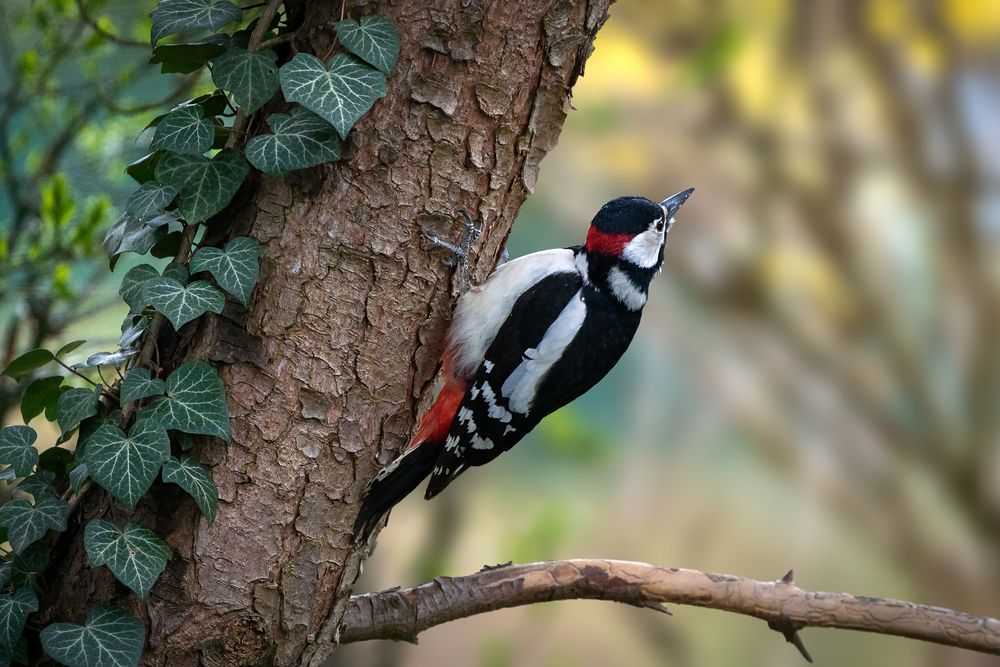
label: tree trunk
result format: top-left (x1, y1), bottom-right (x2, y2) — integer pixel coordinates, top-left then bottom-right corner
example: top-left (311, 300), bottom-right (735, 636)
top-left (41, 1), bottom-right (610, 664)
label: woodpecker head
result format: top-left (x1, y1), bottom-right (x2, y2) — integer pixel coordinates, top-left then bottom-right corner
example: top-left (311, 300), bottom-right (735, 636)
top-left (584, 188), bottom-right (694, 269)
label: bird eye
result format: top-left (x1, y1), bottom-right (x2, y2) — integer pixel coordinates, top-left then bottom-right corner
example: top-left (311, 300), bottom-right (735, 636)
top-left (655, 219), bottom-right (665, 232)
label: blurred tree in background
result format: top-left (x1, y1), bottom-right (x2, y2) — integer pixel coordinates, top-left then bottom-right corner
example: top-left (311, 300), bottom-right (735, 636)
top-left (0, 0), bottom-right (196, 422)
top-left (0, 0), bottom-right (997, 665)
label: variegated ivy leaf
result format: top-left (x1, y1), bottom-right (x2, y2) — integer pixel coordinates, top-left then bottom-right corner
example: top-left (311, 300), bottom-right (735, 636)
top-left (279, 53), bottom-right (386, 139)
top-left (154, 149), bottom-right (248, 223)
top-left (0, 495), bottom-right (68, 553)
top-left (77, 350), bottom-right (137, 369)
top-left (84, 520), bottom-right (171, 598)
top-left (0, 426), bottom-right (38, 478)
top-left (56, 387), bottom-right (100, 434)
top-left (119, 264), bottom-right (160, 312)
top-left (189, 236), bottom-right (261, 305)
top-left (153, 361), bottom-right (231, 440)
top-left (120, 368), bottom-right (166, 404)
top-left (150, 0), bottom-right (242, 46)
top-left (333, 16), bottom-right (400, 75)
top-left (0, 587), bottom-right (37, 651)
top-left (245, 108), bottom-right (340, 176)
top-left (150, 105), bottom-right (214, 155)
top-left (162, 456), bottom-right (218, 523)
top-left (123, 181), bottom-right (177, 221)
top-left (211, 47), bottom-right (279, 114)
top-left (84, 420), bottom-right (171, 509)
top-left (142, 277), bottom-right (225, 329)
top-left (40, 606), bottom-right (145, 667)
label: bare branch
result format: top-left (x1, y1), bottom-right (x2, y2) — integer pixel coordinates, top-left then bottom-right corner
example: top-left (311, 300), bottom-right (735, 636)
top-left (339, 559), bottom-right (1000, 660)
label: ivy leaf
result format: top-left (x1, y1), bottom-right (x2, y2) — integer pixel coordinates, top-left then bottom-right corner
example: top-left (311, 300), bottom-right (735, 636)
top-left (149, 41), bottom-right (226, 74)
top-left (1, 544), bottom-right (50, 593)
top-left (102, 211), bottom-right (180, 267)
top-left (154, 149), bottom-right (248, 223)
top-left (15, 474), bottom-right (56, 502)
top-left (20, 376), bottom-right (63, 423)
top-left (56, 340), bottom-right (87, 358)
top-left (40, 606), bottom-right (145, 667)
top-left (245, 108), bottom-right (340, 176)
top-left (0, 426), bottom-right (38, 478)
top-left (121, 369), bottom-right (166, 404)
top-left (119, 265), bottom-right (160, 312)
top-left (150, 0), bottom-right (242, 46)
top-left (279, 53), bottom-right (387, 139)
top-left (0, 588), bottom-right (37, 651)
top-left (119, 315), bottom-right (149, 350)
top-left (123, 182), bottom-right (177, 222)
top-left (56, 387), bottom-right (100, 435)
top-left (333, 16), bottom-right (400, 75)
top-left (84, 520), bottom-right (171, 598)
top-left (37, 447), bottom-right (74, 480)
top-left (154, 361), bottom-right (230, 440)
top-left (150, 105), bottom-right (214, 155)
top-left (142, 278), bottom-right (225, 329)
top-left (0, 496), bottom-right (68, 553)
top-left (3, 349), bottom-right (53, 380)
top-left (70, 464), bottom-right (89, 494)
top-left (125, 151), bottom-right (161, 184)
top-left (189, 236), bottom-right (261, 305)
top-left (211, 47), bottom-right (279, 114)
top-left (84, 421), bottom-right (171, 510)
top-left (162, 456), bottom-right (217, 524)
top-left (77, 350), bottom-right (138, 369)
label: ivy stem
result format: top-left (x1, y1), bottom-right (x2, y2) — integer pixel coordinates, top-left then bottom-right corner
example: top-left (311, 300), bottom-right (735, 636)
top-left (54, 357), bottom-right (99, 387)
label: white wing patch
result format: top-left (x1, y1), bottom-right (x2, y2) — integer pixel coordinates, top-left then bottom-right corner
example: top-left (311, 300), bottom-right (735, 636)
top-left (501, 289), bottom-right (587, 414)
top-left (607, 266), bottom-right (647, 311)
top-left (448, 248), bottom-right (577, 378)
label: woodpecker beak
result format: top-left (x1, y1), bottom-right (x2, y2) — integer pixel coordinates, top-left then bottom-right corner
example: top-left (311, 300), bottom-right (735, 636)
top-left (661, 188), bottom-right (695, 219)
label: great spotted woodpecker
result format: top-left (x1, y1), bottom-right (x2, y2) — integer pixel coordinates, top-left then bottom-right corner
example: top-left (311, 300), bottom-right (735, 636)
top-left (354, 189), bottom-right (695, 540)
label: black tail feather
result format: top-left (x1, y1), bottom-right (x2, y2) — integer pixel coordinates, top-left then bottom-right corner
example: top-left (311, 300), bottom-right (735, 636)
top-left (353, 440), bottom-right (438, 542)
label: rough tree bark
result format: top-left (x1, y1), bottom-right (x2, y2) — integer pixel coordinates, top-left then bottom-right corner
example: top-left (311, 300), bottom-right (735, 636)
top-left (41, 1), bottom-right (612, 665)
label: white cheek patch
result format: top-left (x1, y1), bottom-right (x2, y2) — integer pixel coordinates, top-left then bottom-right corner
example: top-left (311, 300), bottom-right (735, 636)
top-left (608, 266), bottom-right (647, 311)
top-left (621, 228), bottom-right (663, 268)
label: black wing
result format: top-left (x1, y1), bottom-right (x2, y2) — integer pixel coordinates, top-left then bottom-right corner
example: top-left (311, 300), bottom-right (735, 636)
top-left (425, 271), bottom-right (582, 498)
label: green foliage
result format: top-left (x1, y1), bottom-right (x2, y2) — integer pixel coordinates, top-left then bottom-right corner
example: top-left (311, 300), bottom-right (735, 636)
top-left (84, 521), bottom-right (171, 598)
top-left (246, 108), bottom-right (340, 176)
top-left (0, 496), bottom-right (68, 554)
top-left (153, 361), bottom-right (231, 440)
top-left (1, 3), bottom-right (401, 659)
top-left (279, 54), bottom-right (387, 139)
top-left (162, 456), bottom-right (218, 524)
top-left (0, 427), bottom-right (39, 478)
top-left (150, 105), bottom-right (215, 155)
top-left (334, 16), bottom-right (401, 75)
top-left (40, 606), bottom-right (145, 667)
top-left (189, 236), bottom-right (261, 305)
top-left (141, 278), bottom-right (225, 329)
top-left (211, 47), bottom-right (279, 114)
top-left (150, 0), bottom-right (242, 47)
top-left (56, 387), bottom-right (100, 435)
top-left (0, 588), bottom-right (38, 651)
top-left (120, 369), bottom-right (166, 404)
top-left (154, 149), bottom-right (248, 223)
top-left (84, 421), bottom-right (170, 510)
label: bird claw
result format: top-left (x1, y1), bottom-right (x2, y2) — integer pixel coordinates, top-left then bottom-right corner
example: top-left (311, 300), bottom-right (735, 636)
top-left (421, 210), bottom-right (483, 292)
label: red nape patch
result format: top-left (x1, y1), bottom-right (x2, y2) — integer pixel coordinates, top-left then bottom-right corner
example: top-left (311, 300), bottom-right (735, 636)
top-left (585, 227), bottom-right (633, 256)
top-left (408, 374), bottom-right (467, 449)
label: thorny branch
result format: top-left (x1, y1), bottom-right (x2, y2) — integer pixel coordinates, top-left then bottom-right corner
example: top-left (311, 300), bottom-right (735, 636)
top-left (338, 560), bottom-right (1000, 662)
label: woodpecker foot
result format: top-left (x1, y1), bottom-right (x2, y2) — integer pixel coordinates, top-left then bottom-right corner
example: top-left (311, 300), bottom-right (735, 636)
top-left (422, 211), bottom-right (482, 291)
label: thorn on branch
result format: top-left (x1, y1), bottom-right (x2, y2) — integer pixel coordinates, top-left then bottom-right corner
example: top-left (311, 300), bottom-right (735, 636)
top-left (637, 600), bottom-right (672, 616)
top-left (479, 561), bottom-right (513, 572)
top-left (768, 616), bottom-right (813, 663)
top-left (780, 569), bottom-right (795, 585)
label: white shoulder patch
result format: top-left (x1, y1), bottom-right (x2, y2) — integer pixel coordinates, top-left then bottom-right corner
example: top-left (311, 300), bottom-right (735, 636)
top-left (500, 289), bottom-right (587, 414)
top-left (448, 248), bottom-right (577, 378)
top-left (608, 266), bottom-right (647, 311)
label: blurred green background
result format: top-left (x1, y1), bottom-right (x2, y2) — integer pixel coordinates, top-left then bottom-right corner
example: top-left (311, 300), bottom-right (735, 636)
top-left (2, 1), bottom-right (999, 666)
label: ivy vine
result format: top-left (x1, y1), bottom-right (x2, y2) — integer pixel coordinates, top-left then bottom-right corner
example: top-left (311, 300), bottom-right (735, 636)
top-left (0, 1), bottom-right (399, 664)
